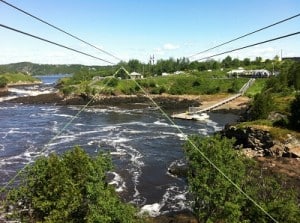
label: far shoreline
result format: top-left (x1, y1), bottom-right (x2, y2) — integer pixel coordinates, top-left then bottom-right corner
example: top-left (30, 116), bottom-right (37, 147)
top-left (4, 91), bottom-right (250, 115)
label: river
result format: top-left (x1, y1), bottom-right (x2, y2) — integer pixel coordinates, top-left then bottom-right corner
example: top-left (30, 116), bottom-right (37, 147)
top-left (0, 75), bottom-right (239, 216)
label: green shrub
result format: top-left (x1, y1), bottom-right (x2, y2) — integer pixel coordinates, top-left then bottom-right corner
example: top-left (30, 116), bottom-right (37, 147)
top-left (289, 94), bottom-right (300, 131)
top-left (6, 147), bottom-right (141, 223)
top-left (61, 86), bottom-right (76, 95)
top-left (0, 76), bottom-right (8, 88)
top-left (249, 92), bottom-right (274, 120)
top-left (104, 77), bottom-right (119, 87)
top-left (185, 135), bottom-right (300, 223)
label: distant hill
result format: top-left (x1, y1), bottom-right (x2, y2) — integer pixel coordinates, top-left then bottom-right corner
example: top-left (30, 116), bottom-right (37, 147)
top-left (0, 62), bottom-right (108, 76)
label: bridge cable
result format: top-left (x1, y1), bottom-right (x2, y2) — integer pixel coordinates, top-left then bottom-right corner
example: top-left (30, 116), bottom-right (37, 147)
top-left (0, 24), bottom-right (116, 65)
top-left (0, 70), bottom-right (123, 193)
top-left (0, 24), bottom-right (287, 223)
top-left (0, 0), bottom-right (122, 62)
top-left (124, 70), bottom-right (281, 223)
top-left (195, 31), bottom-right (300, 61)
top-left (189, 12), bottom-right (300, 58)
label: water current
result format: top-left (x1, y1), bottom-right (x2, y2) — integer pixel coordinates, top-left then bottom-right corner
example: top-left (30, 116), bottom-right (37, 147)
top-left (0, 75), bottom-right (239, 216)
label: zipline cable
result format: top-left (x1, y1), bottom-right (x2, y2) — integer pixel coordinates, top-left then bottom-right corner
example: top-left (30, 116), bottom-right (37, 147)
top-left (124, 69), bottom-right (281, 223)
top-left (195, 31), bottom-right (300, 61)
top-left (1, 23), bottom-right (293, 223)
top-left (189, 12), bottom-right (300, 58)
top-left (0, 24), bottom-right (116, 65)
top-left (0, 0), bottom-right (122, 62)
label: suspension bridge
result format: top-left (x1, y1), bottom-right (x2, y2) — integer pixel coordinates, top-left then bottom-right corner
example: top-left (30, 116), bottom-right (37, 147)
top-left (171, 78), bottom-right (255, 120)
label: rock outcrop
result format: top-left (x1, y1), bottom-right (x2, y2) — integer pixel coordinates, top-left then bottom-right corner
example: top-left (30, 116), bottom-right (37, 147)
top-left (221, 125), bottom-right (300, 158)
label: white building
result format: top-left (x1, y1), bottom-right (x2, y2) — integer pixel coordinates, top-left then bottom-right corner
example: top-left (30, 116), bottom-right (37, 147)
top-left (129, 72), bottom-right (143, 79)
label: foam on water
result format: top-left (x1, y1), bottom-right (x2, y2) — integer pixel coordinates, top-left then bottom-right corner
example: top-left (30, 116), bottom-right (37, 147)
top-left (110, 148), bottom-right (127, 156)
top-left (153, 120), bottom-right (170, 127)
top-left (140, 203), bottom-right (161, 217)
top-left (139, 185), bottom-right (190, 217)
top-left (0, 90), bottom-right (240, 216)
top-left (9, 87), bottom-right (55, 97)
top-left (108, 171), bottom-right (126, 192)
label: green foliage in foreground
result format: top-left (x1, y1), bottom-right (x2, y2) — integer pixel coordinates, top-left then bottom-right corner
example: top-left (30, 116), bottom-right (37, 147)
top-left (0, 72), bottom-right (40, 84)
top-left (184, 135), bottom-right (300, 223)
top-left (6, 147), bottom-right (141, 223)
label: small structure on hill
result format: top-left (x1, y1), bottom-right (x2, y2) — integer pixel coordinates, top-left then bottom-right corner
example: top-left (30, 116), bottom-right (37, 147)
top-left (228, 68), bottom-right (271, 78)
top-left (129, 72), bottom-right (143, 79)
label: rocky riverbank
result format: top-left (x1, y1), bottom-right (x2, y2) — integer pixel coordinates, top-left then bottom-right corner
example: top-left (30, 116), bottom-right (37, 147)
top-left (221, 125), bottom-right (300, 158)
top-left (3, 91), bottom-right (300, 222)
top-left (7, 92), bottom-right (201, 110)
top-left (0, 87), bottom-right (8, 97)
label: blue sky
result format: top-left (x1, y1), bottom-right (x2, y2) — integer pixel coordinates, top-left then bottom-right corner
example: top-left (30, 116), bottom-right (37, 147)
top-left (0, 0), bottom-right (299, 65)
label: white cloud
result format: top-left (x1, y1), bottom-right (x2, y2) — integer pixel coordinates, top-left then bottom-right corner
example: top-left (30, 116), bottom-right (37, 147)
top-left (163, 43), bottom-right (180, 50)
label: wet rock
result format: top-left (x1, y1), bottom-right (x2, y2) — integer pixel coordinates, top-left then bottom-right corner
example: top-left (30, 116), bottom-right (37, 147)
top-left (150, 210), bottom-right (198, 223)
top-left (168, 159), bottom-right (188, 178)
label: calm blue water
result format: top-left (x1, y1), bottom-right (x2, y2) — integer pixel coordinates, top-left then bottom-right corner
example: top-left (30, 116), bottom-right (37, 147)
top-left (0, 75), bottom-right (239, 216)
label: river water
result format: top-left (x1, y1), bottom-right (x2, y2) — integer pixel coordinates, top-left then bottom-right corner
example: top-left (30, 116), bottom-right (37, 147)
top-left (0, 75), bottom-right (239, 216)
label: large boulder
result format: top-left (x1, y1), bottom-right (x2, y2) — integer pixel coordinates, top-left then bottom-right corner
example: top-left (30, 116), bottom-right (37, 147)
top-left (167, 159), bottom-right (188, 178)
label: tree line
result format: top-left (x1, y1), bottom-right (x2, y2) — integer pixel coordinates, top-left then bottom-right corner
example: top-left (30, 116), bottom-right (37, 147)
top-left (0, 56), bottom-right (281, 77)
top-left (118, 56), bottom-right (280, 76)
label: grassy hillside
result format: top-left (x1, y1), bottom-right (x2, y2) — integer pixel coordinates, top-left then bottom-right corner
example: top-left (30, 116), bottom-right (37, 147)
top-left (59, 73), bottom-right (249, 96)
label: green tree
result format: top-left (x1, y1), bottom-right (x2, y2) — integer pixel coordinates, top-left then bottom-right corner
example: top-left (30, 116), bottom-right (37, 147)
top-left (184, 135), bottom-right (300, 223)
top-left (287, 62), bottom-right (300, 90)
top-left (242, 168), bottom-right (300, 223)
top-left (128, 59), bottom-right (142, 73)
top-left (254, 57), bottom-right (262, 66)
top-left (249, 91), bottom-right (274, 120)
top-left (289, 94), bottom-right (300, 130)
top-left (6, 147), bottom-right (140, 223)
top-left (232, 58), bottom-right (240, 68)
top-left (184, 135), bottom-right (246, 223)
top-left (243, 58), bottom-right (251, 67)
top-left (222, 56), bottom-right (233, 68)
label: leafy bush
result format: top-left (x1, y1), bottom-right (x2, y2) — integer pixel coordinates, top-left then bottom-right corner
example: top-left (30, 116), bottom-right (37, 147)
top-left (249, 92), bottom-right (274, 120)
top-left (103, 77), bottom-right (119, 87)
top-left (184, 135), bottom-right (300, 223)
top-left (61, 85), bottom-right (77, 95)
top-left (289, 94), bottom-right (300, 131)
top-left (0, 76), bottom-right (8, 88)
top-left (185, 135), bottom-right (246, 222)
top-left (227, 79), bottom-right (240, 93)
top-left (6, 147), bottom-right (140, 223)
top-left (205, 86), bottom-right (220, 94)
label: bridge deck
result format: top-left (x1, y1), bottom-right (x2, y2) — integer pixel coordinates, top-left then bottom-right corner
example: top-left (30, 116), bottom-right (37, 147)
top-left (172, 78), bottom-right (255, 120)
